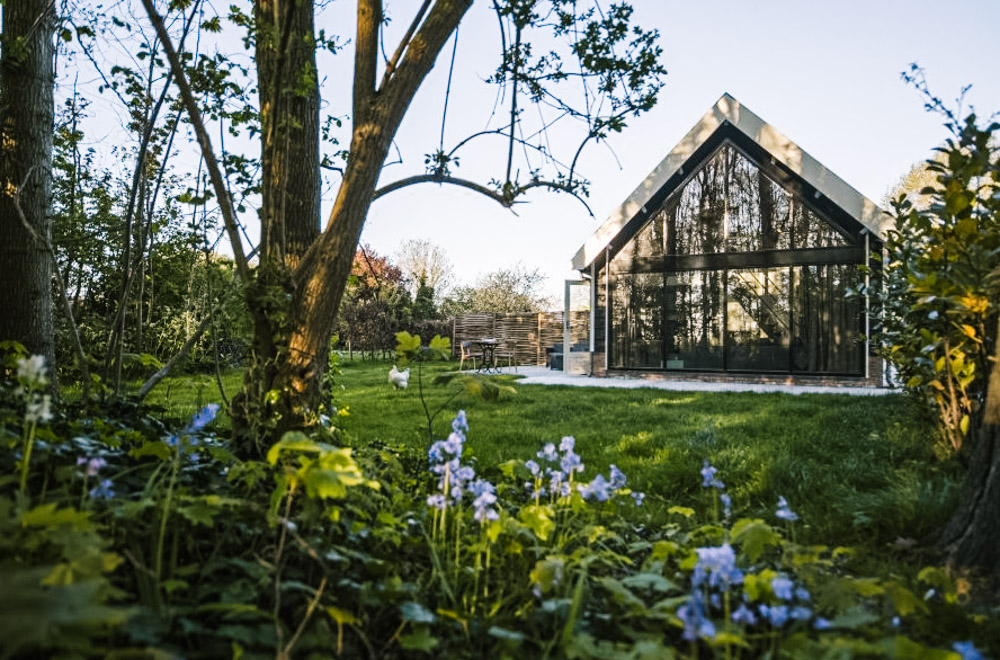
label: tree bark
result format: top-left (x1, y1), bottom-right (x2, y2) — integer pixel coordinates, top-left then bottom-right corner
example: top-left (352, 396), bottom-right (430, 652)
top-left (255, 0), bottom-right (320, 266)
top-left (231, 0), bottom-right (472, 453)
top-left (940, 314), bottom-right (1000, 579)
top-left (0, 0), bottom-right (56, 369)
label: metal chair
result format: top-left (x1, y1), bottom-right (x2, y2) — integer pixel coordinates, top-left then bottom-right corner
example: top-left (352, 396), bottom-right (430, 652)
top-left (459, 341), bottom-right (478, 370)
top-left (495, 342), bottom-right (517, 372)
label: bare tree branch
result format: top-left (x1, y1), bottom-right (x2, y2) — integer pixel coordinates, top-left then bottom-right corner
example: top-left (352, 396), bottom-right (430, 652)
top-left (139, 0), bottom-right (251, 285)
top-left (373, 174), bottom-right (511, 207)
top-left (373, 173), bottom-right (592, 216)
top-left (380, 0), bottom-right (432, 90)
top-left (136, 306), bottom-right (216, 400)
top-left (12, 169), bottom-right (92, 399)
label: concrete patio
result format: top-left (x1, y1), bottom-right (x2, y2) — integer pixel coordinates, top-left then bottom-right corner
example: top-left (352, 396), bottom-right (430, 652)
top-left (497, 365), bottom-right (895, 396)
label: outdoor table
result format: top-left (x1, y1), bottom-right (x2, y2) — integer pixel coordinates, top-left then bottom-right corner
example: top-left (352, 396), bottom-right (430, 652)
top-left (475, 338), bottom-right (500, 374)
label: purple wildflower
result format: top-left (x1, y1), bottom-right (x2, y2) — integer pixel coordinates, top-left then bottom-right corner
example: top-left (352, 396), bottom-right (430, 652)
top-left (701, 460), bottom-right (724, 489)
top-left (89, 478), bottom-right (115, 499)
top-left (775, 496), bottom-right (798, 521)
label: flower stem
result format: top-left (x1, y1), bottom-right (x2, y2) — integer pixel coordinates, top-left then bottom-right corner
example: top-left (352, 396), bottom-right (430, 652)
top-left (19, 421), bottom-right (37, 494)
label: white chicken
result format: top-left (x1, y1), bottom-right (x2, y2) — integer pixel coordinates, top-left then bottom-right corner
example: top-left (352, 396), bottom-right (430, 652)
top-left (388, 365), bottom-right (410, 389)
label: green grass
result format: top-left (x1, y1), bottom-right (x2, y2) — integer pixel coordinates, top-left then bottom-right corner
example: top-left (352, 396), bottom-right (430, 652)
top-left (147, 358), bottom-right (961, 551)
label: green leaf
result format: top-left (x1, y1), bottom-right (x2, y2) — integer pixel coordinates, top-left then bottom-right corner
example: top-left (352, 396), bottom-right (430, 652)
top-left (177, 502), bottom-right (219, 527)
top-left (731, 518), bottom-right (781, 562)
top-left (888, 583), bottom-right (928, 616)
top-left (667, 506), bottom-right (695, 518)
top-left (395, 331), bottom-right (421, 365)
top-left (400, 601), bottom-right (436, 624)
top-left (597, 577), bottom-right (646, 613)
top-left (162, 579), bottom-right (188, 594)
top-left (828, 605), bottom-right (880, 630)
top-left (488, 626), bottom-right (524, 643)
top-left (530, 557), bottom-right (565, 596)
top-left (520, 504), bottom-right (555, 541)
top-left (399, 626), bottom-right (438, 652)
top-left (326, 606), bottom-right (357, 625)
top-left (266, 432), bottom-right (327, 464)
top-left (20, 503), bottom-right (93, 531)
top-left (621, 572), bottom-right (679, 593)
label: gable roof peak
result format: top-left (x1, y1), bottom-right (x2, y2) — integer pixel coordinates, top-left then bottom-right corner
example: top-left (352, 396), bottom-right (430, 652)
top-left (571, 94), bottom-right (889, 271)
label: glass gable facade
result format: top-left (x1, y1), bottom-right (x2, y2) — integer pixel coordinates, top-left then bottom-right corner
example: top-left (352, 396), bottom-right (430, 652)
top-left (599, 141), bottom-right (867, 375)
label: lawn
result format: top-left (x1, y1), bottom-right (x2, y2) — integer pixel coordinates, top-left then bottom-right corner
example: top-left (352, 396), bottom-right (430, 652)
top-left (147, 358), bottom-right (960, 551)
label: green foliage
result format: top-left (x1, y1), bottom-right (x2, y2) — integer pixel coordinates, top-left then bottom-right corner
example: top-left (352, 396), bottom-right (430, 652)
top-left (879, 75), bottom-right (1000, 453)
top-left (1, 356), bottom-right (994, 657)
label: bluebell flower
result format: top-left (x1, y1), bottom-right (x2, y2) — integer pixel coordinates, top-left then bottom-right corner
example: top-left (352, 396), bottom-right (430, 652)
top-left (427, 494), bottom-right (446, 509)
top-left (538, 443), bottom-right (558, 462)
top-left (525, 459), bottom-right (540, 476)
top-left (759, 604), bottom-right (789, 627)
top-left (89, 478), bottom-right (115, 499)
top-left (455, 466), bottom-right (476, 483)
top-left (452, 410), bottom-right (468, 434)
top-left (731, 603), bottom-right (757, 626)
top-left (692, 544), bottom-right (743, 590)
top-left (609, 464), bottom-right (627, 490)
top-left (428, 442), bottom-right (445, 462)
top-left (559, 436), bottom-right (575, 452)
top-left (442, 432), bottom-right (464, 456)
top-left (891, 616), bottom-right (900, 627)
top-left (525, 481), bottom-right (546, 498)
top-left (631, 492), bottom-right (646, 506)
top-left (771, 576), bottom-right (794, 601)
top-left (185, 403), bottom-right (220, 433)
top-left (775, 496), bottom-right (798, 521)
top-left (789, 606), bottom-right (812, 621)
top-left (77, 456), bottom-right (107, 477)
top-left (473, 490), bottom-right (499, 523)
top-left (813, 617), bottom-right (831, 630)
top-left (701, 460), bottom-right (725, 489)
top-left (578, 474), bottom-right (612, 502)
top-left (560, 451), bottom-right (583, 475)
top-left (952, 641), bottom-right (985, 660)
top-left (720, 493), bottom-right (732, 518)
top-left (794, 586), bottom-right (811, 601)
top-left (468, 479), bottom-right (495, 497)
top-left (678, 595), bottom-right (716, 641)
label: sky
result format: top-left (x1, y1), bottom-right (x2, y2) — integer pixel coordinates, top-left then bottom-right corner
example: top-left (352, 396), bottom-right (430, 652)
top-left (335, 0), bottom-right (1000, 303)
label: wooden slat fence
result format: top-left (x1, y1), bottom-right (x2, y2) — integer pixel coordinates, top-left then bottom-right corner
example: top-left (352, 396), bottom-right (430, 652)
top-left (452, 312), bottom-right (589, 366)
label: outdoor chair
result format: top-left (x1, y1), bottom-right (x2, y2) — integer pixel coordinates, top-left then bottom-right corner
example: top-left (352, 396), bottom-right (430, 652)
top-left (459, 341), bottom-right (477, 370)
top-left (495, 342), bottom-right (517, 372)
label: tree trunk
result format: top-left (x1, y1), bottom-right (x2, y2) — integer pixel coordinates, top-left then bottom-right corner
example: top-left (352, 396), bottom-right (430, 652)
top-left (940, 315), bottom-right (1000, 579)
top-left (229, 0), bottom-right (322, 450)
top-left (231, 0), bottom-right (472, 454)
top-left (0, 0), bottom-right (56, 369)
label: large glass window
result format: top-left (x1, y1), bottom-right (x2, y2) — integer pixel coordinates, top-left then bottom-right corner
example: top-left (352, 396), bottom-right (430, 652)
top-left (791, 265), bottom-right (863, 373)
top-left (610, 272), bottom-right (663, 369)
top-left (664, 271), bottom-right (724, 370)
top-left (726, 269), bottom-right (791, 371)
top-left (603, 140), bottom-right (866, 375)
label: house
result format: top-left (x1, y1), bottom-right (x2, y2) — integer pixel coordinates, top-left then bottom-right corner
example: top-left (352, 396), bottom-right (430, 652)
top-left (568, 94), bottom-right (889, 383)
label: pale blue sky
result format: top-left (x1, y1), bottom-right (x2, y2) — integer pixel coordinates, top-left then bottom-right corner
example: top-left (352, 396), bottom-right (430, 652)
top-left (343, 0), bottom-right (1000, 301)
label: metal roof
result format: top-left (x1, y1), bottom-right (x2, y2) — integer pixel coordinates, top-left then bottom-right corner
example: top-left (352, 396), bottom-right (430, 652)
top-left (571, 93), bottom-right (890, 271)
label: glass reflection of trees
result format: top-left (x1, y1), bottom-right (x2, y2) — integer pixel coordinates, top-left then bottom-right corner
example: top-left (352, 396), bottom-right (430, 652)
top-left (605, 141), bottom-right (864, 374)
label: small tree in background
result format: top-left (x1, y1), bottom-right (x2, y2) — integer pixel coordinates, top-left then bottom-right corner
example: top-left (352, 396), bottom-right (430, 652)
top-left (395, 239), bottom-right (454, 304)
top-left (441, 264), bottom-right (555, 315)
